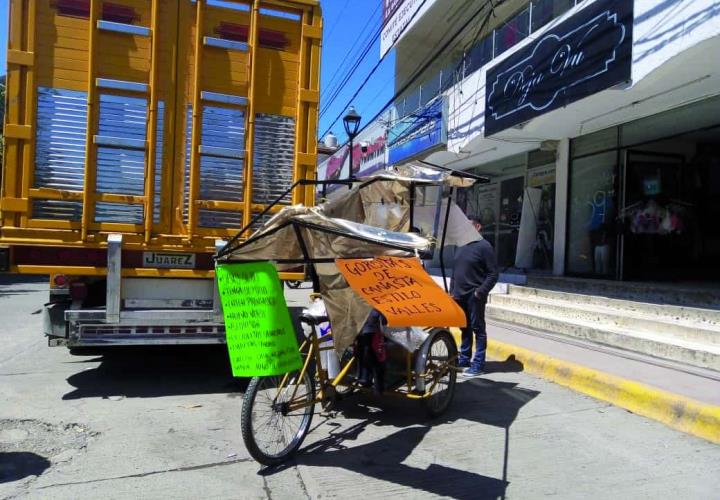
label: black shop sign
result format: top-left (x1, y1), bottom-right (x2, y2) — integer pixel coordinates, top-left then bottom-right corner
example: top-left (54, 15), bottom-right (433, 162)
top-left (484, 0), bottom-right (633, 136)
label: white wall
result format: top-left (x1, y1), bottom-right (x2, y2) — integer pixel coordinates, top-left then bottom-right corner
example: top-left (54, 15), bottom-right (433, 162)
top-left (443, 0), bottom-right (720, 166)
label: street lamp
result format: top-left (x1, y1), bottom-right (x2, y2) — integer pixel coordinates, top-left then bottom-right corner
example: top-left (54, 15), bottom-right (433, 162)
top-left (343, 106), bottom-right (362, 181)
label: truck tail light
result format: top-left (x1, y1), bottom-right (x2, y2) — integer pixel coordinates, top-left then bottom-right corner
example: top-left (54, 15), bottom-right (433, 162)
top-left (53, 274), bottom-right (69, 288)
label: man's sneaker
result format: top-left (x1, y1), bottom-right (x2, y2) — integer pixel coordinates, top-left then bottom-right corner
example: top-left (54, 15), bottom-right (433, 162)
top-left (460, 367), bottom-right (484, 378)
top-left (456, 359), bottom-right (471, 369)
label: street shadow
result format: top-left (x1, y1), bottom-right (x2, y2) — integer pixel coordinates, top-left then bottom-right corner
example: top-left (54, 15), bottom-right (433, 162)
top-left (262, 377), bottom-right (539, 499)
top-left (0, 274), bottom-right (47, 299)
top-left (484, 354), bottom-right (524, 374)
top-left (62, 346), bottom-right (247, 400)
top-left (0, 452), bottom-right (51, 483)
top-left (0, 275), bottom-right (48, 286)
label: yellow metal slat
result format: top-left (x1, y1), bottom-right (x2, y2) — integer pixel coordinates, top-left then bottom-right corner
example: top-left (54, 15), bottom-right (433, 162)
top-left (19, 0), bottom-right (38, 228)
top-left (298, 88), bottom-right (319, 103)
top-left (95, 193), bottom-right (146, 205)
top-left (0, 198), bottom-right (30, 213)
top-left (302, 25), bottom-right (322, 40)
top-left (2, 0), bottom-right (24, 228)
top-left (242, 0), bottom-right (261, 228)
top-left (7, 49), bottom-right (34, 66)
top-left (186, 0), bottom-right (205, 240)
top-left (80, 0), bottom-right (101, 241)
top-left (3, 124), bottom-right (32, 140)
top-left (28, 188), bottom-right (84, 201)
top-left (144, 0), bottom-right (161, 243)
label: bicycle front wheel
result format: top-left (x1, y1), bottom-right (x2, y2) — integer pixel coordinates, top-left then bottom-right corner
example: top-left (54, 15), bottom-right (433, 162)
top-left (241, 370), bottom-right (315, 466)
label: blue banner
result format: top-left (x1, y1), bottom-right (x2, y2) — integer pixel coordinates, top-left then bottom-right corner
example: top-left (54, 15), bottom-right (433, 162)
top-left (388, 97), bottom-right (447, 165)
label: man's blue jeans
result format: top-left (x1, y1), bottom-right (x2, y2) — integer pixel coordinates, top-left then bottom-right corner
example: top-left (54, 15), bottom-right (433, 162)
top-left (457, 295), bottom-right (487, 370)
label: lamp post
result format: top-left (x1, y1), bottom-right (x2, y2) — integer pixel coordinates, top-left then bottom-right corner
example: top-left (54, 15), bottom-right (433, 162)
top-left (342, 106), bottom-right (361, 181)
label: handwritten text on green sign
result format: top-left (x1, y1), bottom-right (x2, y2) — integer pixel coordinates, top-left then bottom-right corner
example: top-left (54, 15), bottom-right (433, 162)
top-left (217, 262), bottom-right (302, 377)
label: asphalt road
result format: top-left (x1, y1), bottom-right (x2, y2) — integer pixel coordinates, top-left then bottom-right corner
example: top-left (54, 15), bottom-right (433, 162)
top-left (1, 277), bottom-right (719, 499)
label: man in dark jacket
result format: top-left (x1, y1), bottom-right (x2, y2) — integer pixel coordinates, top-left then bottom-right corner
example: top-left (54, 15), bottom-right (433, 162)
top-left (451, 217), bottom-right (499, 377)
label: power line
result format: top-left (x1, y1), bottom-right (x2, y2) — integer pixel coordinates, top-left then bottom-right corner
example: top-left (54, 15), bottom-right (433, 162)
top-left (320, 0), bottom-right (498, 140)
top-left (319, 0), bottom-right (430, 130)
top-left (323, 0), bottom-right (352, 43)
top-left (320, 24), bottom-right (382, 119)
top-left (320, 2), bottom-right (382, 102)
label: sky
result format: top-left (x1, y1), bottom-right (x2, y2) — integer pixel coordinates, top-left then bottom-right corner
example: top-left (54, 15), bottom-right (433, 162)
top-left (318, 0), bottom-right (395, 143)
top-left (0, 0), bottom-right (393, 142)
top-left (0, 1), bottom-right (7, 73)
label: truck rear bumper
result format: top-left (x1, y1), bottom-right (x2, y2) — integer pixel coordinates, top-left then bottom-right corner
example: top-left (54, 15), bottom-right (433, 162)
top-left (61, 308), bottom-right (225, 347)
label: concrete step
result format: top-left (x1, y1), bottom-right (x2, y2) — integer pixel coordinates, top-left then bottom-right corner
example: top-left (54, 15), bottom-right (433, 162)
top-left (486, 304), bottom-right (720, 371)
top-left (508, 285), bottom-right (720, 327)
top-left (525, 276), bottom-right (720, 310)
top-left (495, 289), bottom-right (720, 343)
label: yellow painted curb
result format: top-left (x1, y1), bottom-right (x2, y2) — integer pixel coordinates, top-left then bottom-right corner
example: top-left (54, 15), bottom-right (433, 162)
top-left (451, 329), bottom-right (720, 444)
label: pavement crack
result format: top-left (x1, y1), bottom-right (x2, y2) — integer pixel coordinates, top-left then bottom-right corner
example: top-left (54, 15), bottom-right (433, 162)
top-left (519, 403), bottom-right (612, 420)
top-left (262, 474), bottom-right (274, 500)
top-left (37, 458), bottom-right (254, 489)
top-left (293, 465), bottom-right (311, 499)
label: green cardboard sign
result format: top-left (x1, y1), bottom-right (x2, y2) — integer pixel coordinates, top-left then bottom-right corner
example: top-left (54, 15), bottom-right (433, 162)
top-left (217, 262), bottom-right (302, 377)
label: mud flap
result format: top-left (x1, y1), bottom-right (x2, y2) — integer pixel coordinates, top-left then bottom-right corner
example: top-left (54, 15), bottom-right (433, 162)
top-left (43, 302), bottom-right (69, 345)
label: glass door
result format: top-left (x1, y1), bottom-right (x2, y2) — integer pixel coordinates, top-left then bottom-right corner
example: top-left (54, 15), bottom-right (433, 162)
top-left (620, 150), bottom-right (685, 281)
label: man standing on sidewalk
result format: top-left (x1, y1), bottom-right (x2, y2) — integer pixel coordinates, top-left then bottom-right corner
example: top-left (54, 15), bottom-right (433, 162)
top-left (451, 217), bottom-right (499, 377)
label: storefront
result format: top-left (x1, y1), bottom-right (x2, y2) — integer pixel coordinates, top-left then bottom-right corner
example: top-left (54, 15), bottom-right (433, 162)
top-left (462, 149), bottom-right (556, 273)
top-left (566, 95), bottom-right (720, 281)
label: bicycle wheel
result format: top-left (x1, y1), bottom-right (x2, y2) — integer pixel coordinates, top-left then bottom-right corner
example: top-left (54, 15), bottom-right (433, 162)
top-left (241, 369), bottom-right (315, 466)
top-left (420, 329), bottom-right (457, 417)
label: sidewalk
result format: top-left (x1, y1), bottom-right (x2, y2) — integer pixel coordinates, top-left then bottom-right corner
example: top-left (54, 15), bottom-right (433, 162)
top-left (286, 287), bottom-right (720, 443)
top-left (472, 320), bottom-right (720, 443)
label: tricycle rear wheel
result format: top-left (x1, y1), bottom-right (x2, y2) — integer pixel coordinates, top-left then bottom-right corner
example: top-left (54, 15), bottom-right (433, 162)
top-left (420, 329), bottom-right (457, 417)
top-left (241, 370), bottom-right (315, 466)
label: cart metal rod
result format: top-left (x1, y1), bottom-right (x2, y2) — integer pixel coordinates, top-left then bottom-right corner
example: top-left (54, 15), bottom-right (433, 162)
top-left (417, 159), bottom-right (490, 183)
top-left (292, 223), bottom-right (320, 292)
top-left (219, 178), bottom-right (357, 255)
top-left (295, 220), bottom-right (424, 254)
top-left (220, 218), bottom-right (424, 260)
top-left (439, 186), bottom-right (454, 293)
top-left (409, 182), bottom-right (415, 231)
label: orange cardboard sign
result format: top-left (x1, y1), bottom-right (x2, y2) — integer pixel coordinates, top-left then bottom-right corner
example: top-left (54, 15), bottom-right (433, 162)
top-left (336, 257), bottom-right (467, 328)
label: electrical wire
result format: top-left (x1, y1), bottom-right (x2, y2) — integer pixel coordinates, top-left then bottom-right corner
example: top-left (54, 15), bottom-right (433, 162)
top-left (320, 0), bottom-right (498, 140)
top-left (320, 23), bottom-right (383, 118)
top-left (319, 0), bottom-right (430, 125)
top-left (323, 0), bottom-right (352, 43)
top-left (320, 2), bottom-right (382, 103)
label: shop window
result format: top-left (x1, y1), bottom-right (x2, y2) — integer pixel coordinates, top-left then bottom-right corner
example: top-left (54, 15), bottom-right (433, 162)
top-left (530, 0), bottom-right (575, 33)
top-left (421, 73), bottom-right (441, 107)
top-left (440, 62), bottom-right (462, 92)
top-left (567, 151), bottom-right (618, 277)
top-left (464, 35), bottom-right (493, 76)
top-left (403, 89), bottom-right (421, 117)
top-left (494, 8), bottom-right (530, 58)
top-left (621, 95), bottom-right (720, 148)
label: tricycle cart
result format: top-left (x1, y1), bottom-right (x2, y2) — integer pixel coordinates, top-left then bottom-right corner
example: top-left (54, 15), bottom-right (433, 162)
top-left (216, 163), bottom-right (486, 465)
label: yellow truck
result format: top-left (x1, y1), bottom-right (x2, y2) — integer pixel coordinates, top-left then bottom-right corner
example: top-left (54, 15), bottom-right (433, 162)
top-left (0, 0), bottom-right (321, 348)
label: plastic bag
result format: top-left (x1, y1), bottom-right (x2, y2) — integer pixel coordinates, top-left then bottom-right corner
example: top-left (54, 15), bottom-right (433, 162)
top-left (384, 327), bottom-right (429, 352)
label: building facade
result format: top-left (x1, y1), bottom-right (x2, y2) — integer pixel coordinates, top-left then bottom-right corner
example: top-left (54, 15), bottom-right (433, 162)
top-left (318, 0), bottom-right (720, 282)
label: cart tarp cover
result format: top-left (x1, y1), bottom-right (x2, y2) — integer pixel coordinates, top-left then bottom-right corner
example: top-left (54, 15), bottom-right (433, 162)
top-left (219, 170), bottom-right (474, 353)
